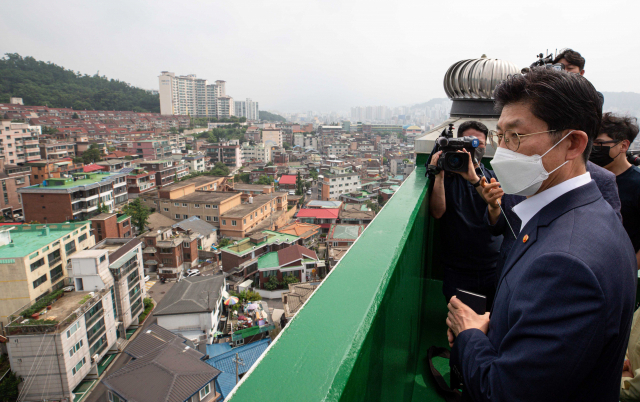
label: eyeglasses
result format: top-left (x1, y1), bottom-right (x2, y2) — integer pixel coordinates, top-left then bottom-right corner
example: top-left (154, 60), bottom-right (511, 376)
top-left (488, 129), bottom-right (557, 152)
top-left (592, 140), bottom-right (621, 153)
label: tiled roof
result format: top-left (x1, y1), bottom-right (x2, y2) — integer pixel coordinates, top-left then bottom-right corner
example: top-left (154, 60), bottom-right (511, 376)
top-left (124, 324), bottom-right (197, 359)
top-left (83, 164), bottom-right (104, 172)
top-left (277, 245), bottom-right (317, 266)
top-left (172, 216), bottom-right (218, 235)
top-left (154, 275), bottom-right (226, 316)
top-left (328, 224), bottom-right (365, 241)
top-left (277, 222), bottom-right (320, 239)
top-left (295, 208), bottom-right (340, 220)
top-left (283, 283), bottom-right (317, 317)
top-left (103, 342), bottom-right (220, 402)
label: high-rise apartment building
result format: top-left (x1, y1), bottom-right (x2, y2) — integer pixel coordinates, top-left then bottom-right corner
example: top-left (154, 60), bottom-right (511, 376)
top-left (159, 73), bottom-right (233, 118)
top-left (0, 120), bottom-right (41, 164)
top-left (235, 98), bottom-right (260, 120)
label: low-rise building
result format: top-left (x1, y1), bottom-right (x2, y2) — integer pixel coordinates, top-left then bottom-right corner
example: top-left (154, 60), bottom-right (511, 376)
top-left (0, 221), bottom-right (95, 325)
top-left (172, 216), bottom-right (218, 252)
top-left (126, 167), bottom-right (156, 197)
top-left (153, 275), bottom-right (226, 345)
top-left (241, 142), bottom-right (271, 163)
top-left (339, 204), bottom-right (376, 225)
top-left (184, 154), bottom-right (206, 173)
top-left (102, 324), bottom-right (222, 402)
top-left (19, 171), bottom-right (128, 223)
top-left (278, 174), bottom-right (297, 190)
top-left (116, 139), bottom-right (172, 160)
top-left (27, 159), bottom-right (84, 186)
top-left (140, 227), bottom-right (199, 279)
top-left (320, 166), bottom-right (361, 201)
top-left (138, 159), bottom-right (189, 189)
top-left (219, 192), bottom-right (288, 238)
top-left (277, 221), bottom-right (321, 248)
top-left (0, 161), bottom-right (32, 220)
top-left (295, 208), bottom-right (339, 232)
top-left (39, 139), bottom-right (76, 160)
top-left (89, 213), bottom-right (133, 242)
top-left (326, 223), bottom-right (364, 249)
top-left (96, 158), bottom-right (133, 172)
top-left (256, 245), bottom-right (319, 289)
top-left (203, 142), bottom-right (242, 170)
top-left (219, 230), bottom-right (299, 277)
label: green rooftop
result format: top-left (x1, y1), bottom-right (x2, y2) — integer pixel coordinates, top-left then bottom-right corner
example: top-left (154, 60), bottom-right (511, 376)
top-left (257, 252), bottom-right (280, 269)
top-left (25, 172), bottom-right (120, 190)
top-left (220, 230), bottom-right (300, 257)
top-left (116, 214), bottom-right (130, 223)
top-left (0, 222), bottom-right (90, 259)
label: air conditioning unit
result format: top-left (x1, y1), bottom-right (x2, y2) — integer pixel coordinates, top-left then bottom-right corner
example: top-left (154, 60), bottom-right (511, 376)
top-left (91, 354), bottom-right (99, 363)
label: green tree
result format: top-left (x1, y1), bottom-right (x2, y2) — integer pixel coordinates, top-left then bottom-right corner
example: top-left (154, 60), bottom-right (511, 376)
top-left (295, 171), bottom-right (304, 196)
top-left (283, 142), bottom-right (292, 150)
top-left (382, 157), bottom-right (388, 165)
top-left (259, 111), bottom-right (286, 122)
top-left (264, 275), bottom-right (280, 291)
top-left (309, 168), bottom-right (319, 181)
top-left (218, 238), bottom-right (231, 248)
top-left (123, 198), bottom-right (151, 233)
top-left (234, 172), bottom-right (251, 183)
top-left (0, 370), bottom-right (21, 401)
top-left (72, 112), bottom-right (79, 119)
top-left (281, 274), bottom-right (299, 286)
top-left (42, 126), bottom-right (58, 135)
top-left (169, 127), bottom-right (178, 134)
top-left (97, 197), bottom-right (109, 213)
top-left (81, 144), bottom-right (102, 164)
top-left (256, 175), bottom-right (273, 185)
top-left (185, 144), bottom-right (192, 150)
top-left (210, 162), bottom-right (230, 176)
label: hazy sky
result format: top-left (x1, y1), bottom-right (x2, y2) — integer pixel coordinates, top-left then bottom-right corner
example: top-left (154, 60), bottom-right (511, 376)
top-left (2, 0), bottom-right (639, 113)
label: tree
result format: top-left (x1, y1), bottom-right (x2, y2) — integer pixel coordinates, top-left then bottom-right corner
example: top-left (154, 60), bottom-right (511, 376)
top-left (264, 276), bottom-right (280, 291)
top-left (72, 112), bottom-right (79, 119)
top-left (218, 238), bottom-right (231, 248)
top-left (281, 274), bottom-right (299, 286)
top-left (366, 200), bottom-right (380, 213)
top-left (382, 157), bottom-right (388, 165)
top-left (377, 194), bottom-right (385, 205)
top-left (265, 161), bottom-right (274, 167)
top-left (0, 370), bottom-right (21, 401)
top-left (123, 198), bottom-right (151, 233)
top-left (97, 197), bottom-right (109, 213)
top-left (234, 172), bottom-right (251, 183)
top-left (210, 162), bottom-right (230, 176)
top-left (256, 175), bottom-right (273, 185)
top-left (169, 127), bottom-right (179, 134)
top-left (81, 144), bottom-right (102, 164)
top-left (185, 144), bottom-right (192, 151)
top-left (309, 168), bottom-right (319, 181)
top-left (42, 126), bottom-right (58, 135)
top-left (295, 171), bottom-right (304, 196)
top-left (283, 142), bottom-right (292, 150)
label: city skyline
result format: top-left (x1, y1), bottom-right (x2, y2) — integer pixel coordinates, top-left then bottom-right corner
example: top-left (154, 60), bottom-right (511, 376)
top-left (1, 0), bottom-right (639, 113)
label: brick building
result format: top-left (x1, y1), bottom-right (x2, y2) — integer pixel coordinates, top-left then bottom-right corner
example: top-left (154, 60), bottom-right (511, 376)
top-left (138, 159), bottom-right (189, 188)
top-left (0, 160), bottom-right (32, 220)
top-left (89, 213), bottom-right (133, 242)
top-left (126, 167), bottom-right (157, 198)
top-left (256, 245), bottom-right (319, 289)
top-left (219, 192), bottom-right (288, 238)
top-left (26, 159), bottom-right (84, 185)
top-left (141, 227), bottom-right (199, 279)
top-left (19, 171), bottom-right (128, 223)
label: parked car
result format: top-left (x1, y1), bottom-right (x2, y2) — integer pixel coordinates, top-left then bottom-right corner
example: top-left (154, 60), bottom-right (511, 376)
top-left (187, 271), bottom-right (201, 277)
top-left (144, 275), bottom-right (150, 282)
top-left (187, 268), bottom-right (200, 276)
top-left (288, 190), bottom-right (295, 195)
top-left (306, 189), bottom-right (312, 195)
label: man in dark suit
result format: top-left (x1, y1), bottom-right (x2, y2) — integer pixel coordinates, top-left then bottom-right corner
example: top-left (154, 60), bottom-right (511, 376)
top-left (446, 68), bottom-right (637, 401)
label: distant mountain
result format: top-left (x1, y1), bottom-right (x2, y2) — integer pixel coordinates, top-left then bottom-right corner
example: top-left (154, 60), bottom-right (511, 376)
top-left (259, 111), bottom-right (287, 122)
top-left (602, 92), bottom-right (640, 118)
top-left (410, 98), bottom-right (450, 110)
top-left (0, 53), bottom-right (160, 112)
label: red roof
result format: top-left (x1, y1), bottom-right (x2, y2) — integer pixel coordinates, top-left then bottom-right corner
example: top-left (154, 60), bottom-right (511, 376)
top-left (278, 175), bottom-right (297, 185)
top-left (296, 208), bottom-right (340, 219)
top-left (277, 244), bottom-right (318, 266)
top-left (83, 164), bottom-right (105, 172)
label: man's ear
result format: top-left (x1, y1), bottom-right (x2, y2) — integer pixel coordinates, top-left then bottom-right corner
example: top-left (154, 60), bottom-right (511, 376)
top-left (622, 139), bottom-right (631, 153)
top-left (566, 130), bottom-right (589, 161)
top-left (580, 69), bottom-right (586, 76)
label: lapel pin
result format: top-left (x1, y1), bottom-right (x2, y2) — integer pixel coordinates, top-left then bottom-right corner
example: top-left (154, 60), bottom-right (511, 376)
top-left (523, 234), bottom-right (529, 243)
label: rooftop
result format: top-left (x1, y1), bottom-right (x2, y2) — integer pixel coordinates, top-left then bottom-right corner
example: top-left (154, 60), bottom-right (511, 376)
top-left (0, 222), bottom-right (89, 259)
top-left (160, 176), bottom-right (225, 192)
top-left (328, 224), bottom-right (365, 241)
top-left (296, 208), bottom-right (340, 220)
top-left (233, 183), bottom-right (273, 191)
top-left (172, 216), bottom-right (217, 235)
top-left (153, 275), bottom-right (226, 316)
top-left (221, 193), bottom-right (281, 218)
top-left (161, 191), bottom-right (240, 203)
top-left (278, 174), bottom-right (297, 185)
top-left (278, 221), bottom-right (321, 239)
top-left (220, 230), bottom-right (299, 257)
top-left (20, 171), bottom-right (124, 191)
top-left (306, 200), bottom-right (343, 209)
top-left (257, 251), bottom-right (279, 270)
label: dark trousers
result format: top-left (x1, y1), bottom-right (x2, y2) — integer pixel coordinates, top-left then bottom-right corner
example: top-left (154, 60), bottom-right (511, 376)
top-left (442, 265), bottom-right (497, 311)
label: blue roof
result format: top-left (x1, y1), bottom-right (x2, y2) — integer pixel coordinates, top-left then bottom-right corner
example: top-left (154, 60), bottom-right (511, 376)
top-left (206, 343), bottom-right (232, 358)
top-left (206, 339), bottom-right (271, 399)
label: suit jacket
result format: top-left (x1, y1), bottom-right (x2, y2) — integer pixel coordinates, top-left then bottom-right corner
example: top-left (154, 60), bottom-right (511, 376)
top-left (452, 180), bottom-right (636, 402)
top-left (486, 161), bottom-right (622, 288)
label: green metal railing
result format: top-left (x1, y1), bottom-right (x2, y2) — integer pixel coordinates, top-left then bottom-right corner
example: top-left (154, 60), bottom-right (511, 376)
top-left (228, 165), bottom-right (446, 401)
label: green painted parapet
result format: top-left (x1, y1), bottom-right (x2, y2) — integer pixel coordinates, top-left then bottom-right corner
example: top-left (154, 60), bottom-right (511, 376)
top-left (227, 166), bottom-right (443, 401)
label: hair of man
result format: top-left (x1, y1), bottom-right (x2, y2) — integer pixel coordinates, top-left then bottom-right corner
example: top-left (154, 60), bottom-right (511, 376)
top-left (553, 48), bottom-right (586, 71)
top-left (493, 68), bottom-right (602, 162)
top-left (458, 120), bottom-right (488, 140)
top-left (599, 112), bottom-right (640, 143)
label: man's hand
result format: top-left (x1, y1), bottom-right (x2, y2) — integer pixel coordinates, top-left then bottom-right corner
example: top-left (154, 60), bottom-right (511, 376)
top-left (482, 178), bottom-right (504, 209)
top-left (452, 149), bottom-right (480, 183)
top-left (623, 359), bottom-right (634, 378)
top-left (446, 296), bottom-right (490, 337)
top-left (429, 151), bottom-right (444, 180)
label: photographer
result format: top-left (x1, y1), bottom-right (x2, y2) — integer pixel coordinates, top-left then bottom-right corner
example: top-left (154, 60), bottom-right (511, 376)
top-left (429, 120), bottom-right (501, 307)
top-left (589, 112), bottom-right (640, 268)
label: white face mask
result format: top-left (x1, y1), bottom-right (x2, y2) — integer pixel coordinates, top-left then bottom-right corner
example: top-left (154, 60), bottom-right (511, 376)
top-left (491, 131), bottom-right (574, 196)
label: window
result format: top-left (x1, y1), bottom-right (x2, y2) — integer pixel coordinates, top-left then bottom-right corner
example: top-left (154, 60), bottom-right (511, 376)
top-left (78, 234), bottom-right (87, 243)
top-left (174, 203), bottom-right (179, 207)
top-left (99, 255), bottom-right (106, 263)
top-left (175, 214), bottom-right (180, 219)
top-left (108, 392), bottom-right (123, 402)
top-left (162, 258), bottom-right (171, 264)
top-left (206, 216), bottom-right (212, 221)
top-left (66, 321), bottom-right (81, 338)
top-left (72, 357), bottom-right (86, 376)
top-left (212, 205), bottom-right (218, 209)
top-left (222, 220), bottom-right (226, 226)
top-left (183, 242), bottom-right (190, 248)
top-left (69, 340), bottom-right (83, 357)
top-left (244, 218), bottom-right (247, 224)
top-left (231, 220), bottom-right (237, 226)
top-left (182, 203), bottom-right (188, 207)
top-left (263, 270), bottom-right (277, 277)
top-left (199, 383), bottom-right (211, 400)
top-left (164, 208), bottom-right (169, 212)
top-left (183, 214), bottom-right (188, 219)
top-left (194, 204), bottom-right (200, 208)
top-left (213, 216), bottom-right (219, 222)
top-left (33, 274), bottom-right (47, 289)
top-left (205, 204), bottom-right (211, 209)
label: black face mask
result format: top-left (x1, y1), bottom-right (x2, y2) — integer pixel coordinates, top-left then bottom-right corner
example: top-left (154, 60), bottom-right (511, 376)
top-left (589, 145), bottom-right (616, 167)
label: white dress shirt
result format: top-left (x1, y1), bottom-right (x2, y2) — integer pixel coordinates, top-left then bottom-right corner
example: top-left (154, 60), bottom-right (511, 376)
top-left (513, 172), bottom-right (592, 230)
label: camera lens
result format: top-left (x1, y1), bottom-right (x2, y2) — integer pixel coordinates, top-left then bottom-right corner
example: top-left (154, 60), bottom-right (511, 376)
top-left (447, 154), bottom-right (464, 170)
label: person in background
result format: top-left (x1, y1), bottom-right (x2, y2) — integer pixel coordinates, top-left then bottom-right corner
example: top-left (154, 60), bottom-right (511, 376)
top-left (589, 112), bottom-right (640, 268)
top-left (429, 120), bottom-right (501, 308)
top-left (621, 309), bottom-right (640, 401)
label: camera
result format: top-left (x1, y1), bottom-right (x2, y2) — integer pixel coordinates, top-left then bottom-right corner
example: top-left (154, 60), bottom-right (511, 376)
top-left (521, 52), bottom-right (565, 74)
top-left (628, 151), bottom-right (640, 166)
top-left (426, 124), bottom-right (480, 175)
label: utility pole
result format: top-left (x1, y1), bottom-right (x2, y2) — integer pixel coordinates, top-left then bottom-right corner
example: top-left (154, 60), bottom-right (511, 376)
top-left (232, 353), bottom-right (245, 384)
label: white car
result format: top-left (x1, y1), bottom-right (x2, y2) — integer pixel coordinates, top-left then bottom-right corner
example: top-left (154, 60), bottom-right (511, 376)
top-left (306, 190), bottom-right (312, 195)
top-left (187, 269), bottom-right (200, 277)
top-left (288, 190), bottom-right (295, 195)
top-left (144, 275), bottom-right (150, 282)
